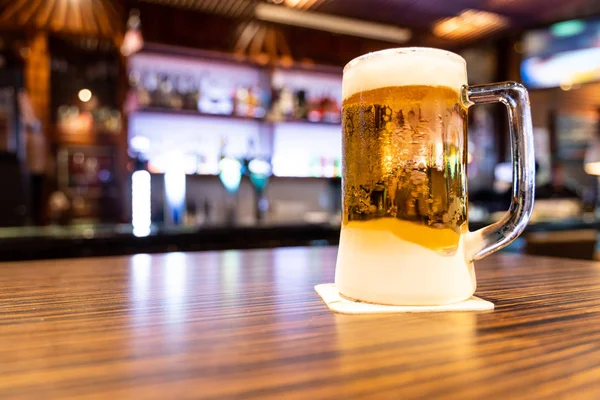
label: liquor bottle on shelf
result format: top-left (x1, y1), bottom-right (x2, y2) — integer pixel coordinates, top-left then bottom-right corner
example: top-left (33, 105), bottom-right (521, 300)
top-left (247, 87), bottom-right (257, 117)
top-left (129, 70), bottom-right (149, 108)
top-left (233, 87), bottom-right (249, 117)
top-left (268, 87), bottom-right (283, 121)
top-left (253, 85), bottom-right (268, 118)
top-left (144, 70), bottom-right (159, 107)
top-left (244, 138), bottom-right (272, 222)
top-left (307, 94), bottom-right (322, 122)
top-left (295, 90), bottom-right (308, 120)
top-left (279, 86), bottom-right (295, 119)
top-left (322, 91), bottom-right (341, 123)
top-left (170, 74), bottom-right (184, 110)
top-left (180, 75), bottom-right (200, 111)
top-left (320, 93), bottom-right (330, 122)
top-left (155, 73), bottom-right (173, 108)
top-left (247, 86), bottom-right (264, 118)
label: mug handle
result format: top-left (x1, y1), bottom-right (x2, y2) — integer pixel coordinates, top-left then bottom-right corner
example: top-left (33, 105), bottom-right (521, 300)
top-left (462, 82), bottom-right (535, 261)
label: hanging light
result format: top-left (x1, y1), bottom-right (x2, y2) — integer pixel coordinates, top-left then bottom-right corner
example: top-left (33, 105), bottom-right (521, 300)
top-left (433, 9), bottom-right (509, 41)
top-left (121, 9), bottom-right (144, 57)
top-left (78, 88), bottom-right (92, 102)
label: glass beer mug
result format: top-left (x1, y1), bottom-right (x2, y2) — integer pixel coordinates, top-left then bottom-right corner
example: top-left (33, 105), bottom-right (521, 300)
top-left (335, 48), bottom-right (535, 306)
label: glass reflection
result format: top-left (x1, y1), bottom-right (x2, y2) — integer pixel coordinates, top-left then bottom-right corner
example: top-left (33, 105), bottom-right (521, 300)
top-left (128, 253), bottom-right (153, 353)
top-left (163, 252), bottom-right (188, 322)
top-left (220, 250), bottom-right (241, 295)
top-left (333, 312), bottom-right (480, 384)
top-left (273, 247), bottom-right (310, 295)
top-left (130, 253), bottom-right (152, 303)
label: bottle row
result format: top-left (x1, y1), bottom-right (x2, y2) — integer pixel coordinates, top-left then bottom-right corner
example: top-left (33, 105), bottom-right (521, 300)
top-left (128, 70), bottom-right (341, 123)
top-left (57, 106), bottom-right (122, 136)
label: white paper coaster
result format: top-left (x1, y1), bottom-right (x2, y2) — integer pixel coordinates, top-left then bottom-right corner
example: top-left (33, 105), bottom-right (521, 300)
top-left (315, 283), bottom-right (494, 314)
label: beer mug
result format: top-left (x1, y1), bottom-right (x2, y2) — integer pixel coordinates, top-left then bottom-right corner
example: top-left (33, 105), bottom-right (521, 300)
top-left (335, 48), bottom-right (535, 306)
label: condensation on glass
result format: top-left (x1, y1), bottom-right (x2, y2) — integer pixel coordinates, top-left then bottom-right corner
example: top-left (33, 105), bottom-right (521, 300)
top-left (335, 48), bottom-right (535, 306)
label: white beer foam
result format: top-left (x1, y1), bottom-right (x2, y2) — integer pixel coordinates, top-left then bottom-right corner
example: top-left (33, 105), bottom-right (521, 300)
top-left (343, 47), bottom-right (467, 100)
top-left (335, 224), bottom-right (476, 306)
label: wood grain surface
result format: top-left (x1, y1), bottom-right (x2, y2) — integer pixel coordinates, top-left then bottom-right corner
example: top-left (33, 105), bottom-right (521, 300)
top-left (1, 247), bottom-right (600, 399)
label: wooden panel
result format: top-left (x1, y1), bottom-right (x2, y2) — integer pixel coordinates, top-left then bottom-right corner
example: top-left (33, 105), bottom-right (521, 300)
top-left (134, 0), bottom-right (600, 50)
top-left (135, 2), bottom-right (241, 52)
top-left (134, 2), bottom-right (404, 66)
top-left (24, 31), bottom-right (50, 133)
top-left (0, 0), bottom-right (124, 39)
top-left (278, 22), bottom-right (401, 66)
top-left (138, 0), bottom-right (259, 18)
top-left (312, 0), bottom-right (475, 27)
top-left (2, 248), bottom-right (600, 398)
top-left (138, 0), bottom-right (599, 30)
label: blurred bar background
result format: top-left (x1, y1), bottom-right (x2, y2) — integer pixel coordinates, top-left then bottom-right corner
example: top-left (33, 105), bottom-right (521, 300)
top-left (0, 0), bottom-right (599, 260)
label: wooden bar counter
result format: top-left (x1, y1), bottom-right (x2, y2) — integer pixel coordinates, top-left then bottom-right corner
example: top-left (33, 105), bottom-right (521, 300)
top-left (1, 247), bottom-right (600, 399)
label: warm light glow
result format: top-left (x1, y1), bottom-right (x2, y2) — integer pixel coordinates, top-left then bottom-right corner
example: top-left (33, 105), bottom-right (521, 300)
top-left (283, 0), bottom-right (319, 8)
top-left (78, 89), bottom-right (92, 102)
top-left (121, 9), bottom-right (144, 56)
top-left (585, 162), bottom-right (600, 176)
top-left (585, 136), bottom-right (600, 176)
top-left (121, 30), bottom-right (144, 57)
top-left (560, 81), bottom-right (573, 91)
top-left (266, 0), bottom-right (318, 8)
top-left (433, 10), bottom-right (509, 41)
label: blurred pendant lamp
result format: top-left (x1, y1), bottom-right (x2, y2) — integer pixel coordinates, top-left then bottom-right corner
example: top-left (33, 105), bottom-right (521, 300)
top-left (0, 0), bottom-right (123, 40)
top-left (233, 21), bottom-right (294, 67)
top-left (121, 9), bottom-right (144, 57)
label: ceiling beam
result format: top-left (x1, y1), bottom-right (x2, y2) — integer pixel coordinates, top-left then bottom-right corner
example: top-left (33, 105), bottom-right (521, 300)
top-left (255, 3), bottom-right (411, 43)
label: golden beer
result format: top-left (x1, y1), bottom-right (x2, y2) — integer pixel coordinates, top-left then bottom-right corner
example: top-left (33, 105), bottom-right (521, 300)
top-left (335, 48), bottom-right (535, 306)
top-left (342, 85), bottom-right (468, 254)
